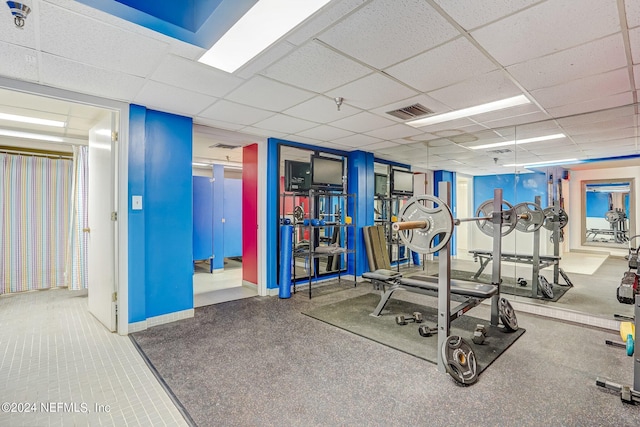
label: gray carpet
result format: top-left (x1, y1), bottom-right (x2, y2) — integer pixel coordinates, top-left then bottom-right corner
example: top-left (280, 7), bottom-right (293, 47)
top-left (131, 284), bottom-right (640, 427)
top-left (302, 293), bottom-right (525, 372)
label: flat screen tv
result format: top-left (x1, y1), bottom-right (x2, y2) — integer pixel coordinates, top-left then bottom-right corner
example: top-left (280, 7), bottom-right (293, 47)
top-left (391, 169), bottom-right (413, 196)
top-left (284, 160), bottom-right (310, 192)
top-left (375, 173), bottom-right (388, 197)
top-left (310, 155), bottom-right (344, 190)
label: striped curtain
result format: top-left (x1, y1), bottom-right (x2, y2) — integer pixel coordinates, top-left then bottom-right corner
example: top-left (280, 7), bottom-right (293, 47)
top-left (65, 146), bottom-right (88, 290)
top-left (0, 154), bottom-right (73, 294)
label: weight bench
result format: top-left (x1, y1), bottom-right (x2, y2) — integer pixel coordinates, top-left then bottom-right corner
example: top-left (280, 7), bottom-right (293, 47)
top-left (469, 249), bottom-right (560, 279)
top-left (363, 270), bottom-right (498, 320)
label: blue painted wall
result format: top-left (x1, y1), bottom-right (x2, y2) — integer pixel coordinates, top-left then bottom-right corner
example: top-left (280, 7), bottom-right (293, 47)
top-left (586, 192), bottom-right (611, 217)
top-left (212, 164), bottom-right (225, 270)
top-left (193, 176), bottom-right (213, 261)
top-left (128, 105), bottom-right (194, 323)
top-left (223, 178), bottom-right (242, 257)
top-left (347, 151), bottom-right (375, 275)
top-left (473, 172), bottom-right (548, 209)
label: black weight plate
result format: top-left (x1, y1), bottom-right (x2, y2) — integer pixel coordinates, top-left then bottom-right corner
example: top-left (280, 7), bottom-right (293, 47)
top-left (498, 297), bottom-right (518, 332)
top-left (538, 275), bottom-right (554, 299)
top-left (441, 336), bottom-right (478, 385)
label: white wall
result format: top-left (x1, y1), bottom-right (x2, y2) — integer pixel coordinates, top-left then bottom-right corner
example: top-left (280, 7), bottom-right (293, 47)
top-left (569, 166), bottom-right (640, 256)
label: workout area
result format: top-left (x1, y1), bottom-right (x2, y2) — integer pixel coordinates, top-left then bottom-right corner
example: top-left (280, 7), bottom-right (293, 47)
top-left (3, 1), bottom-right (640, 426)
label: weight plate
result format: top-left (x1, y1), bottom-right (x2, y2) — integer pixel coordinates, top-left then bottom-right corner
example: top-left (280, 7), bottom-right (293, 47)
top-left (605, 210), bottom-right (619, 223)
top-left (538, 275), bottom-right (554, 299)
top-left (627, 335), bottom-right (634, 357)
top-left (293, 205), bottom-right (304, 223)
top-left (441, 336), bottom-right (478, 385)
top-left (542, 207), bottom-right (568, 231)
top-left (475, 199), bottom-right (516, 237)
top-left (396, 195), bottom-right (454, 255)
top-left (498, 297), bottom-right (518, 332)
top-left (513, 202), bottom-right (545, 233)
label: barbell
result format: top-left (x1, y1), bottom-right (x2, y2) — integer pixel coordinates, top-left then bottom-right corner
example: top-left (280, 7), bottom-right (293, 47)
top-left (391, 195), bottom-right (567, 255)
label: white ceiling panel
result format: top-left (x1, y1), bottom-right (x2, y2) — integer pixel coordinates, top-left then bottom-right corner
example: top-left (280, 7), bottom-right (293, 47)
top-left (364, 124), bottom-right (424, 140)
top-left (560, 116), bottom-right (636, 136)
top-left (0, 42), bottom-right (39, 83)
top-left (241, 126), bottom-right (287, 139)
top-left (385, 38), bottom-right (497, 92)
top-left (555, 104), bottom-right (636, 127)
top-left (199, 100), bottom-right (275, 126)
top-left (478, 111), bottom-right (550, 130)
top-left (134, 81), bottom-right (217, 116)
top-left (39, 53), bottom-right (146, 101)
top-left (296, 125), bottom-right (354, 141)
top-left (330, 111), bottom-right (396, 133)
top-left (433, 0), bottom-right (542, 31)
top-left (332, 133), bottom-right (383, 148)
top-left (150, 55), bottom-right (244, 98)
top-left (325, 73), bottom-right (418, 110)
top-left (571, 128), bottom-right (638, 144)
top-left (626, 0), bottom-right (640, 29)
top-left (628, 27), bottom-right (640, 64)
top-left (365, 140), bottom-right (402, 150)
top-left (39, 2), bottom-right (169, 78)
top-left (428, 70), bottom-right (523, 110)
top-left (236, 41), bottom-right (295, 79)
top-left (507, 34), bottom-right (627, 91)
top-left (252, 115), bottom-right (319, 135)
top-left (193, 117), bottom-right (246, 131)
top-left (532, 68), bottom-right (631, 109)
top-left (318, 0), bottom-right (458, 69)
top-left (283, 96), bottom-right (361, 123)
top-left (471, 0), bottom-right (620, 66)
top-left (286, 0), bottom-right (367, 46)
top-left (0, 3), bottom-right (37, 49)
top-left (226, 76), bottom-right (315, 112)
top-left (261, 41), bottom-right (372, 93)
top-left (546, 92), bottom-right (634, 118)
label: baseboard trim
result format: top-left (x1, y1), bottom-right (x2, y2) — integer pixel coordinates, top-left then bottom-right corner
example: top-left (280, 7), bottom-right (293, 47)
top-left (128, 308), bottom-right (195, 333)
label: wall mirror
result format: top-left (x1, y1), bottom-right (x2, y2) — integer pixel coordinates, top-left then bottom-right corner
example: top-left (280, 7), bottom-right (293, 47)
top-left (581, 179), bottom-right (634, 248)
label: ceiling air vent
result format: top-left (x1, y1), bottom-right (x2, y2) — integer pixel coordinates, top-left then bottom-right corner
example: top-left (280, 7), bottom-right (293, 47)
top-left (488, 149), bottom-right (512, 154)
top-left (386, 103), bottom-right (434, 120)
top-left (209, 143), bottom-right (240, 150)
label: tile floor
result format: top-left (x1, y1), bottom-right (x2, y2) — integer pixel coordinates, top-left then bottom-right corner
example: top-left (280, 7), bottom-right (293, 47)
top-left (0, 288), bottom-right (188, 427)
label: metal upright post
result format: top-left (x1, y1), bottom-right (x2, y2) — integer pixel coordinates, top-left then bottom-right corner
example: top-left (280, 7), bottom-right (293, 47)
top-left (553, 199), bottom-right (560, 284)
top-left (634, 295), bottom-right (640, 392)
top-left (437, 181), bottom-right (452, 373)
top-left (491, 188), bottom-right (503, 327)
top-left (532, 195), bottom-right (541, 297)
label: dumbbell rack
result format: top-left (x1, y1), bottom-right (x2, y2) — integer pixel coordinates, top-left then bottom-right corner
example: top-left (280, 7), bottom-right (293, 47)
top-left (596, 294), bottom-right (640, 403)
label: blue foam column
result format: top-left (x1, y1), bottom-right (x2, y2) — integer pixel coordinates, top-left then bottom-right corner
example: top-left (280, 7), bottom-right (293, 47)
top-left (279, 224), bottom-right (293, 298)
top-left (412, 251), bottom-right (421, 266)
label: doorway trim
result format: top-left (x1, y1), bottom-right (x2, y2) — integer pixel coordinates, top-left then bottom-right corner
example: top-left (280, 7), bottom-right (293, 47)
top-left (0, 76), bottom-right (130, 335)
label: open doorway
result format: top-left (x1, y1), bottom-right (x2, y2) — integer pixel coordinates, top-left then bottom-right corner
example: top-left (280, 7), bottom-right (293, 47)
top-left (0, 85), bottom-right (122, 333)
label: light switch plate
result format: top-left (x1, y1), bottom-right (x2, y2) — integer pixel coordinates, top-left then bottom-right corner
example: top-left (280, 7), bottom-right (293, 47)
top-left (132, 195), bottom-right (142, 210)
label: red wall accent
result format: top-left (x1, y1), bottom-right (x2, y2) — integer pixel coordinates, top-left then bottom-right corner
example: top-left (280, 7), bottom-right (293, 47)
top-left (242, 144), bottom-right (259, 285)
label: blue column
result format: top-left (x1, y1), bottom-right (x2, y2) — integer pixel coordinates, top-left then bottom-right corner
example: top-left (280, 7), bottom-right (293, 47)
top-left (212, 164), bottom-right (225, 270)
top-left (347, 150), bottom-right (375, 276)
top-left (266, 138), bottom-right (280, 290)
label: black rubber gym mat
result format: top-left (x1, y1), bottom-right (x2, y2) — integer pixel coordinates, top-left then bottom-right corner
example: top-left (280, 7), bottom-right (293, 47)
top-left (442, 270), bottom-right (571, 302)
top-left (302, 292), bottom-right (525, 373)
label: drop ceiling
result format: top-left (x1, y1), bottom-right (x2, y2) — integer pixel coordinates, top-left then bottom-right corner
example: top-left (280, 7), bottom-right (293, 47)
top-left (0, 0), bottom-right (639, 174)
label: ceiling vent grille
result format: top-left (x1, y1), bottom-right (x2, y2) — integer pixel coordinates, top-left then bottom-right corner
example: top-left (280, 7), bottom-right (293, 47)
top-left (386, 103), bottom-right (434, 120)
top-left (488, 149), bottom-right (512, 154)
top-left (209, 143), bottom-right (240, 150)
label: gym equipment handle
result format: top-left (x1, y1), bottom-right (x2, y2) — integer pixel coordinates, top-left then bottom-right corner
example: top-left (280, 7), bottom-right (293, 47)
top-left (392, 220), bottom-right (428, 231)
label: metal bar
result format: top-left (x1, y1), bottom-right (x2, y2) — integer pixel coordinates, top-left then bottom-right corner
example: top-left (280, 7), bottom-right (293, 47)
top-left (491, 188), bottom-right (502, 327)
top-left (532, 196), bottom-right (541, 297)
top-left (634, 294), bottom-right (640, 391)
top-left (392, 220), bottom-right (428, 231)
top-left (553, 199), bottom-right (560, 284)
top-left (437, 181), bottom-right (452, 373)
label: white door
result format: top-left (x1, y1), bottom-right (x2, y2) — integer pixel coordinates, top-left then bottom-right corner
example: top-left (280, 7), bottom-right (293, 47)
top-left (87, 112), bottom-right (117, 332)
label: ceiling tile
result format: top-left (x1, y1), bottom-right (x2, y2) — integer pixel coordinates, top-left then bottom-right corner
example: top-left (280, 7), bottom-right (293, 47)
top-left (385, 38), bottom-right (497, 92)
top-left (262, 41), bottom-right (372, 93)
top-left (570, 128), bottom-right (638, 144)
top-left (0, 6), bottom-right (37, 49)
top-left (507, 34), bottom-right (627, 91)
top-left (296, 125), bottom-right (354, 141)
top-left (428, 70), bottom-right (522, 110)
top-left (252, 115), bottom-right (319, 135)
top-left (629, 27), bottom-right (640, 64)
top-left (478, 111), bottom-right (550, 130)
top-left (225, 76), bottom-right (315, 112)
top-left (556, 104), bottom-right (636, 127)
top-left (433, 0), bottom-right (542, 31)
top-left (471, 0), bottom-right (620, 66)
top-left (546, 92), bottom-right (634, 118)
top-left (39, 2), bottom-right (169, 78)
top-left (237, 41), bottom-right (295, 79)
top-left (330, 111), bottom-right (396, 133)
top-left (199, 100), bottom-right (276, 126)
top-left (240, 126), bottom-right (287, 139)
top-left (0, 42), bottom-right (39, 83)
top-left (283, 96), bottom-right (361, 123)
top-left (39, 53), bottom-right (146, 101)
top-left (150, 55), bottom-right (244, 98)
top-left (332, 133), bottom-right (383, 147)
top-left (286, 0), bottom-right (367, 45)
top-left (365, 141), bottom-right (402, 150)
top-left (317, 0), bottom-right (458, 69)
top-left (325, 73), bottom-right (418, 110)
top-left (626, 0), bottom-right (640, 29)
top-left (134, 81), bottom-right (217, 116)
top-left (635, 65), bottom-right (640, 89)
top-left (193, 118), bottom-right (246, 131)
top-left (364, 124), bottom-right (424, 140)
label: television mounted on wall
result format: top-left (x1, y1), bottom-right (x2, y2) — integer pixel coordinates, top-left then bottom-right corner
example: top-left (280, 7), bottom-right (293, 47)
top-left (310, 155), bottom-right (344, 190)
top-left (390, 169), bottom-right (413, 196)
top-left (284, 160), bottom-right (310, 192)
top-left (375, 173), bottom-right (388, 197)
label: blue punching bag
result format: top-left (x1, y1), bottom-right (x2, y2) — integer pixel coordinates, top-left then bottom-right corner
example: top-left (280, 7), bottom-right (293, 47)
top-left (279, 224), bottom-right (293, 298)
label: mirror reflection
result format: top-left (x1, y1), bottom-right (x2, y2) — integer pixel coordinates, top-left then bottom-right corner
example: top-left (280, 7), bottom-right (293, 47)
top-left (583, 180), bottom-right (632, 246)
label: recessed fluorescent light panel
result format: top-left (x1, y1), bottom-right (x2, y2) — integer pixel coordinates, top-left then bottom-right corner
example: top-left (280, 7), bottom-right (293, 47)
top-left (198, 0), bottom-right (331, 73)
top-left (0, 112), bottom-right (65, 127)
top-left (503, 158), bottom-right (578, 168)
top-left (0, 128), bottom-right (64, 143)
top-left (469, 133), bottom-right (566, 150)
top-left (406, 95), bottom-right (531, 128)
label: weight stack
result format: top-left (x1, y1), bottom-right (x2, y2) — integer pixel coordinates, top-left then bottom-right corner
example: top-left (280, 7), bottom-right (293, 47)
top-left (279, 224), bottom-right (294, 299)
